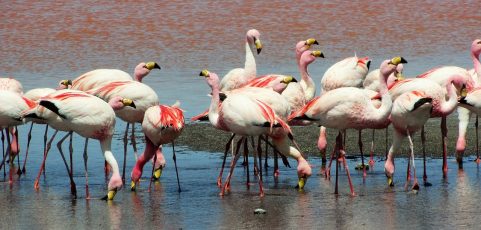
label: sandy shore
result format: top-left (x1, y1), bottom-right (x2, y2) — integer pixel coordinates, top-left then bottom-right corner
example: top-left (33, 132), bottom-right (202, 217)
top-left (175, 114), bottom-right (479, 158)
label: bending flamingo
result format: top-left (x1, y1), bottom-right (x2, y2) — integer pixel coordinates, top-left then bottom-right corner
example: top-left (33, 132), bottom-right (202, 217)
top-left (24, 90), bottom-right (135, 200)
top-left (291, 57), bottom-right (405, 195)
top-left (201, 70), bottom-right (311, 196)
top-left (131, 103), bottom-right (184, 192)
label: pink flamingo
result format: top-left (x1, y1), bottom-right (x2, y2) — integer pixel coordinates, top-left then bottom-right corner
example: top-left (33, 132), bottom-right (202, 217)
top-left (0, 91), bottom-right (35, 183)
top-left (201, 70), bottom-right (312, 196)
top-left (130, 103), bottom-right (184, 192)
top-left (218, 29), bottom-right (262, 92)
top-left (21, 88), bottom-right (56, 174)
top-left (388, 76), bottom-right (459, 184)
top-left (316, 55), bottom-right (371, 174)
top-left (24, 90), bottom-right (136, 200)
top-left (86, 80), bottom-right (159, 182)
top-left (291, 57), bottom-right (405, 196)
top-left (455, 39), bottom-right (481, 165)
top-left (386, 91), bottom-right (433, 190)
top-left (362, 63), bottom-right (404, 167)
top-left (415, 63), bottom-right (474, 176)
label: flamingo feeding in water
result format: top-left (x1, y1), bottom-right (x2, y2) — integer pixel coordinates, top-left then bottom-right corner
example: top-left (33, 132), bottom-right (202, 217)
top-left (23, 90), bottom-right (136, 200)
top-left (291, 57), bottom-right (406, 196)
top-left (130, 103), bottom-right (185, 192)
top-left (201, 70), bottom-right (312, 196)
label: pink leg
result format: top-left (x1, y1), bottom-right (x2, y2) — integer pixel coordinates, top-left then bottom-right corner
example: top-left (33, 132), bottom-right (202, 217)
top-left (441, 117), bottom-right (448, 178)
top-left (121, 123), bottom-right (129, 183)
top-left (21, 123), bottom-right (34, 175)
top-left (220, 138), bottom-right (244, 196)
top-left (368, 129), bottom-right (375, 167)
top-left (476, 116), bottom-right (480, 164)
top-left (421, 126), bottom-right (431, 186)
top-left (407, 131), bottom-right (419, 190)
top-left (34, 130), bottom-right (58, 190)
top-left (82, 138), bottom-right (90, 199)
top-left (217, 134), bottom-right (236, 187)
top-left (358, 130), bottom-right (367, 178)
top-left (325, 145), bottom-right (337, 179)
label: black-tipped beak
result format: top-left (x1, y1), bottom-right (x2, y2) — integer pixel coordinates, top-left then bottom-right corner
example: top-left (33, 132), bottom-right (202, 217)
top-left (257, 48), bottom-right (262, 54)
top-left (154, 63), bottom-right (161, 69)
top-left (291, 78), bottom-right (298, 83)
top-left (366, 60), bottom-right (371, 70)
top-left (320, 52), bottom-right (325, 58)
top-left (400, 57), bottom-right (408, 64)
top-left (313, 40), bottom-right (319, 45)
top-left (129, 101), bottom-right (137, 109)
top-left (199, 72), bottom-right (203, 76)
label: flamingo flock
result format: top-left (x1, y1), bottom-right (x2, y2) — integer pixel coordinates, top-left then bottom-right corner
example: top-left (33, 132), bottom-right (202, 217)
top-left (1, 29), bottom-right (481, 200)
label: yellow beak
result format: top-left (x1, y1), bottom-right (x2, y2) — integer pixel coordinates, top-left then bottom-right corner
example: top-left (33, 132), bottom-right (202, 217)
top-left (145, 61), bottom-right (161, 70)
top-left (311, 50), bottom-right (325, 58)
top-left (153, 167), bottom-right (163, 180)
top-left (255, 39), bottom-right (262, 54)
top-left (298, 177), bottom-right (307, 190)
top-left (107, 189), bottom-right (117, 200)
top-left (130, 181), bottom-right (137, 191)
top-left (200, 69), bottom-right (210, 77)
top-left (395, 72), bottom-right (405, 81)
top-left (387, 177), bottom-right (394, 187)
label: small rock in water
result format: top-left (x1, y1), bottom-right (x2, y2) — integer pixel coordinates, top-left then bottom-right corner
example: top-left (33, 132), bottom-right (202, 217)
top-left (254, 208), bottom-right (266, 214)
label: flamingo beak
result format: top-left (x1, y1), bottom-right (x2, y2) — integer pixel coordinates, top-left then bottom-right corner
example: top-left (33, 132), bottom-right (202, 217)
top-left (387, 177), bottom-right (394, 187)
top-left (122, 99), bottom-right (136, 108)
top-left (200, 69), bottom-right (210, 77)
top-left (101, 188), bottom-right (118, 200)
top-left (254, 38), bottom-right (262, 54)
top-left (297, 176), bottom-right (307, 190)
top-left (130, 181), bottom-right (137, 191)
top-left (153, 167), bottom-right (163, 180)
top-left (389, 56), bottom-right (408, 65)
top-left (395, 72), bottom-right (405, 81)
top-left (305, 38), bottom-right (319, 46)
top-left (281, 76), bottom-right (297, 84)
top-left (145, 61), bottom-right (161, 70)
top-left (311, 50), bottom-right (325, 58)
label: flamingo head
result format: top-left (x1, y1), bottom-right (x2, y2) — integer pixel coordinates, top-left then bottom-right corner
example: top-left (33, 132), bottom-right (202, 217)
top-left (246, 29), bottom-right (262, 54)
top-left (471, 39), bottom-right (481, 57)
top-left (134, 61), bottom-right (161, 82)
top-left (296, 38), bottom-right (319, 57)
top-left (300, 50), bottom-right (325, 66)
top-left (200, 69), bottom-right (220, 89)
top-left (381, 57), bottom-right (408, 79)
top-left (296, 158), bottom-right (312, 190)
top-left (57, 79), bottom-right (72, 90)
top-left (108, 96), bottom-right (136, 110)
top-left (356, 56), bottom-right (371, 71)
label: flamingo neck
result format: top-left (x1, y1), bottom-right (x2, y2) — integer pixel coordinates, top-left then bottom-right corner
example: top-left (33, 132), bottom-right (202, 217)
top-left (208, 83), bottom-right (221, 128)
top-left (244, 41), bottom-right (256, 81)
top-left (100, 138), bottom-right (120, 177)
top-left (131, 137), bottom-right (157, 182)
top-left (439, 80), bottom-right (458, 115)
top-left (471, 51), bottom-right (481, 82)
top-left (372, 70), bottom-right (392, 121)
top-left (299, 60), bottom-right (316, 100)
top-left (378, 70), bottom-right (389, 95)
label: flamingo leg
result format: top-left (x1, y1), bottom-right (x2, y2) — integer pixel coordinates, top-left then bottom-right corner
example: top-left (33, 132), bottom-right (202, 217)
top-left (220, 137), bottom-right (244, 196)
top-left (83, 138), bottom-right (90, 199)
top-left (273, 148), bottom-right (279, 178)
top-left (407, 130), bottom-right (419, 191)
top-left (148, 143), bottom-right (157, 193)
top-left (21, 122), bottom-right (34, 175)
top-left (42, 124), bottom-right (48, 174)
top-left (245, 138), bottom-right (250, 189)
top-left (325, 144), bottom-right (337, 179)
top-left (264, 134), bottom-right (269, 169)
top-left (358, 129), bottom-right (367, 178)
top-left (131, 123), bottom-right (139, 160)
top-left (14, 127), bottom-right (21, 175)
top-left (69, 132), bottom-right (73, 177)
top-left (250, 137), bottom-right (264, 197)
top-left (385, 128), bottom-right (389, 160)
top-left (217, 134), bottom-right (236, 187)
top-left (368, 129), bottom-right (375, 167)
top-left (56, 131), bottom-right (77, 198)
top-left (252, 137), bottom-right (259, 177)
top-left (340, 132), bottom-right (356, 196)
top-left (421, 126), bottom-right (431, 186)
top-left (257, 136), bottom-right (263, 181)
top-left (121, 122), bottom-right (129, 183)
top-left (172, 141), bottom-right (181, 193)
top-left (0, 130), bottom-right (6, 177)
top-left (34, 130), bottom-right (58, 190)
top-left (476, 116), bottom-right (480, 164)
top-left (6, 127), bottom-right (13, 184)
top-left (441, 116), bottom-right (448, 178)
top-left (334, 132), bottom-right (341, 195)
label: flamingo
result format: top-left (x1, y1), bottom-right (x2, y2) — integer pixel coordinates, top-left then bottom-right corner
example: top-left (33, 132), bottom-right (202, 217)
top-left (218, 29), bottom-right (262, 92)
top-left (86, 80), bottom-right (159, 182)
top-left (21, 88), bottom-right (56, 174)
top-left (455, 39), bottom-right (481, 165)
top-left (0, 91), bottom-right (35, 183)
top-left (317, 55), bottom-right (371, 169)
top-left (59, 62), bottom-right (160, 91)
top-left (201, 70), bottom-right (312, 196)
top-left (362, 63), bottom-right (404, 167)
top-left (0, 77), bottom-right (24, 175)
top-left (291, 57), bottom-right (406, 195)
top-left (385, 91), bottom-right (433, 190)
top-left (23, 90), bottom-right (136, 200)
top-left (130, 103), bottom-right (184, 192)
top-left (388, 76), bottom-right (459, 184)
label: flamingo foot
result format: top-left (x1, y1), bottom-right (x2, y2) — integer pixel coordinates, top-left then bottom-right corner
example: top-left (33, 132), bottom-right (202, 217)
top-left (216, 177), bottom-right (222, 188)
top-left (274, 169), bottom-right (279, 178)
top-left (368, 159), bottom-right (375, 167)
top-left (412, 182), bottom-right (420, 191)
top-left (475, 157), bottom-right (481, 164)
top-left (34, 179), bottom-right (40, 190)
top-left (71, 183), bottom-right (77, 198)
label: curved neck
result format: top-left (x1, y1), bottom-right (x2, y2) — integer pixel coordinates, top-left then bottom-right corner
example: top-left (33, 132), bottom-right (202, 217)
top-left (244, 41), bottom-right (256, 79)
top-left (439, 82), bottom-right (458, 115)
top-left (378, 71), bottom-right (389, 95)
top-left (208, 83), bottom-right (221, 128)
top-left (100, 138), bottom-right (119, 176)
top-left (471, 51), bottom-right (481, 82)
top-left (373, 93), bottom-right (393, 122)
top-left (299, 60), bottom-right (316, 100)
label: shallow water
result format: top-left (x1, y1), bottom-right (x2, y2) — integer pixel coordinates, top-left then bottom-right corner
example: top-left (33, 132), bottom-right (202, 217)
top-left (1, 0), bottom-right (481, 229)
